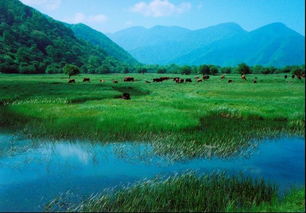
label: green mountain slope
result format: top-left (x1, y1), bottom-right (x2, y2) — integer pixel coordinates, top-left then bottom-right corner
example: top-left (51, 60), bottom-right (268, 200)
top-left (0, 0), bottom-right (127, 74)
top-left (68, 23), bottom-right (138, 65)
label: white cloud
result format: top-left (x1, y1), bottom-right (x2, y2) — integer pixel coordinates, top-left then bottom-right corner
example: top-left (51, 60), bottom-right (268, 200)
top-left (68, 13), bottom-right (108, 24)
top-left (20, 0), bottom-right (62, 11)
top-left (131, 0), bottom-right (191, 17)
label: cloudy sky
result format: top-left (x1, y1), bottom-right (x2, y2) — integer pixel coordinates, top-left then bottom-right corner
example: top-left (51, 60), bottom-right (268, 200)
top-left (20, 0), bottom-right (305, 34)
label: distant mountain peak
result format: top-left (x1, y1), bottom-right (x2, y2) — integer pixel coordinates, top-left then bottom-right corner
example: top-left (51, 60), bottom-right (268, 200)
top-left (251, 22), bottom-right (302, 36)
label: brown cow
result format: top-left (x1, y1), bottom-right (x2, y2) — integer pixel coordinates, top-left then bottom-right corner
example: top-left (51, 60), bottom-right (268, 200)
top-left (302, 73), bottom-right (305, 78)
top-left (124, 77), bottom-right (134, 82)
top-left (173, 77), bottom-right (180, 82)
top-left (113, 80), bottom-right (118, 83)
top-left (68, 79), bottom-right (75, 83)
top-left (122, 93), bottom-right (131, 100)
top-left (241, 75), bottom-right (247, 80)
top-left (220, 75), bottom-right (225, 79)
top-left (197, 79), bottom-right (203, 82)
top-left (153, 78), bottom-right (162, 82)
top-left (176, 79), bottom-right (184, 83)
top-left (83, 78), bottom-right (90, 82)
top-left (185, 78), bottom-right (192, 82)
top-left (203, 75), bottom-right (210, 80)
top-left (228, 80), bottom-right (233, 83)
top-left (297, 75), bottom-right (302, 80)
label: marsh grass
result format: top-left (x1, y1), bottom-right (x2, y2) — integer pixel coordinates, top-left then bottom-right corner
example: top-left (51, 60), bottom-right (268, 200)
top-left (0, 74), bottom-right (304, 159)
top-left (46, 173), bottom-right (280, 212)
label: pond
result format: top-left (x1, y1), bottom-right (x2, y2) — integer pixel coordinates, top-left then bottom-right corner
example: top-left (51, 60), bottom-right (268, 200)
top-left (0, 134), bottom-right (304, 211)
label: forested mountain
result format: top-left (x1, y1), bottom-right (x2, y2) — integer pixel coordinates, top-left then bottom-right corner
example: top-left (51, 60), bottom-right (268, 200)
top-left (0, 0), bottom-right (133, 74)
top-left (109, 23), bottom-right (305, 67)
top-left (68, 24), bottom-right (138, 65)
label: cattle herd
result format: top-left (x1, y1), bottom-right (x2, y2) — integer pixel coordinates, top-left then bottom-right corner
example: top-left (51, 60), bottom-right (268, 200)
top-left (68, 73), bottom-right (305, 84)
top-left (67, 73), bottom-right (305, 100)
top-left (68, 73), bottom-right (305, 85)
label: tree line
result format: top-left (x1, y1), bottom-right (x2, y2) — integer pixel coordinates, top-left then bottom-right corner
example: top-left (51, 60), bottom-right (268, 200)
top-left (60, 63), bottom-right (305, 79)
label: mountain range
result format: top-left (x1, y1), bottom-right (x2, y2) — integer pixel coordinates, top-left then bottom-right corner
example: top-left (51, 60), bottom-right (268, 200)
top-left (0, 0), bottom-right (304, 72)
top-left (108, 23), bottom-right (305, 67)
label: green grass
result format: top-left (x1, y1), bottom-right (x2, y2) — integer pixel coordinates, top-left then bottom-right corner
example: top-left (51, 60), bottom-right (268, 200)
top-left (45, 173), bottom-right (304, 212)
top-left (0, 73), bottom-right (304, 158)
top-left (235, 188), bottom-right (305, 212)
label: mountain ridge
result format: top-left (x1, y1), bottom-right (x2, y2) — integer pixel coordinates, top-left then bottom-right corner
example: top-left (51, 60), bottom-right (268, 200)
top-left (108, 22), bottom-right (305, 66)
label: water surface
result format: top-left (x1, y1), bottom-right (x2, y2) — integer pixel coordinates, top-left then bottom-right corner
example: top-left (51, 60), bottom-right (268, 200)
top-left (0, 134), bottom-right (304, 211)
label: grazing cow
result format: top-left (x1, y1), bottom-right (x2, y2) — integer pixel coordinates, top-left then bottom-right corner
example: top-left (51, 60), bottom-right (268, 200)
top-left (173, 77), bottom-right (180, 82)
top-left (124, 77), bottom-right (134, 82)
top-left (241, 75), bottom-right (247, 80)
top-left (220, 75), bottom-right (225, 79)
top-left (153, 78), bottom-right (162, 82)
top-left (203, 75), bottom-right (210, 80)
top-left (228, 80), bottom-right (233, 83)
top-left (284, 75), bottom-right (288, 79)
top-left (185, 78), bottom-right (192, 83)
top-left (68, 79), bottom-right (75, 83)
top-left (113, 80), bottom-right (118, 83)
top-left (292, 74), bottom-right (295, 79)
top-left (176, 79), bottom-right (184, 83)
top-left (297, 75), bottom-right (302, 80)
top-left (145, 80), bottom-right (151, 83)
top-left (197, 79), bottom-right (203, 82)
top-left (83, 78), bottom-right (90, 82)
top-left (99, 80), bottom-right (105, 83)
top-left (122, 93), bottom-right (131, 100)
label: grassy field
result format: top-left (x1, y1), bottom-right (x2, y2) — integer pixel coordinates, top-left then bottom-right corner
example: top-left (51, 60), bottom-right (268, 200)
top-left (1, 73), bottom-right (305, 212)
top-left (46, 173), bottom-right (304, 212)
top-left (0, 73), bottom-right (305, 158)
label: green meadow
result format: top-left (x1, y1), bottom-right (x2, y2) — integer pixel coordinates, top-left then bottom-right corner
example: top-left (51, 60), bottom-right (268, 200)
top-left (0, 73), bottom-right (305, 212)
top-left (0, 73), bottom-right (304, 157)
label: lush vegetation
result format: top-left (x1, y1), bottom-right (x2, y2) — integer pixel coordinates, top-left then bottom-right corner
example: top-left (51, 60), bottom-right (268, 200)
top-left (46, 173), bottom-right (304, 212)
top-left (0, 0), bottom-right (131, 74)
top-left (0, 73), bottom-right (304, 159)
top-left (130, 63), bottom-right (305, 76)
top-left (68, 23), bottom-right (138, 65)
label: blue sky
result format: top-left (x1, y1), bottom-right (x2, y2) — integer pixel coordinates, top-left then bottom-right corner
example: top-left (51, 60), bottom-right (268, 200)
top-left (20, 0), bottom-right (305, 35)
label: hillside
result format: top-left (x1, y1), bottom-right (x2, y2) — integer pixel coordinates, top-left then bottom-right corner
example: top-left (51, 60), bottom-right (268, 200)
top-left (68, 23), bottom-right (138, 65)
top-left (109, 23), bottom-right (305, 66)
top-left (0, 0), bottom-right (129, 74)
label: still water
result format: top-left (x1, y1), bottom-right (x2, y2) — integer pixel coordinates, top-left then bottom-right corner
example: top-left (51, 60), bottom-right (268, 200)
top-left (0, 134), bottom-right (304, 211)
